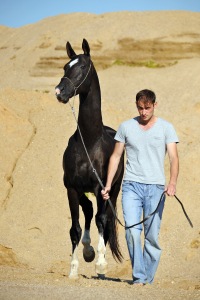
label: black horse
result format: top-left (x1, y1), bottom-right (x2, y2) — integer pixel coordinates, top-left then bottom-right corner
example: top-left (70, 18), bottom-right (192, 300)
top-left (55, 39), bottom-right (124, 279)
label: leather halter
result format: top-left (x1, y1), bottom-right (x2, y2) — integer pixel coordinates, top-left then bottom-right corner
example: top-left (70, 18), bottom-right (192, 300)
top-left (63, 63), bottom-right (92, 97)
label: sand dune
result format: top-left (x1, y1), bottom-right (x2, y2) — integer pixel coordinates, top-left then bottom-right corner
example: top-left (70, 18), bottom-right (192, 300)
top-left (0, 11), bottom-right (199, 299)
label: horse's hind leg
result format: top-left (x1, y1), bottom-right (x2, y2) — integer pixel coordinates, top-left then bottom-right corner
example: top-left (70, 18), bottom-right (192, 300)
top-left (67, 188), bottom-right (82, 279)
top-left (95, 195), bottom-right (108, 277)
top-left (79, 194), bottom-right (95, 262)
top-left (95, 232), bottom-right (108, 277)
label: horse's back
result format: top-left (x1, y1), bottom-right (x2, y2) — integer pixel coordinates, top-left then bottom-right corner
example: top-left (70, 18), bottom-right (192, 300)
top-left (104, 125), bottom-right (116, 139)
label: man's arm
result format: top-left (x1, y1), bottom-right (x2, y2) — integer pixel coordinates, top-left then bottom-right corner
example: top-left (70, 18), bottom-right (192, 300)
top-left (166, 142), bottom-right (179, 196)
top-left (101, 141), bottom-right (124, 200)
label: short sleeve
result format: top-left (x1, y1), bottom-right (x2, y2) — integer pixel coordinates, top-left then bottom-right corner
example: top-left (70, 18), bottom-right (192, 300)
top-left (114, 123), bottom-right (126, 143)
top-left (165, 123), bottom-right (179, 144)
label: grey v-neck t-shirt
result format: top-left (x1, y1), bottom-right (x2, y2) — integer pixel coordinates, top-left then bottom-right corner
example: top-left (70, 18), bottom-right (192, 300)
top-left (115, 117), bottom-right (179, 185)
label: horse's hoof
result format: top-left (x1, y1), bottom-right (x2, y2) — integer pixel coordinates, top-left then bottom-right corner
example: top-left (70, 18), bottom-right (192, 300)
top-left (95, 261), bottom-right (108, 275)
top-left (83, 246), bottom-right (95, 262)
top-left (69, 259), bottom-right (79, 279)
top-left (69, 272), bottom-right (79, 280)
top-left (97, 273), bottom-right (106, 280)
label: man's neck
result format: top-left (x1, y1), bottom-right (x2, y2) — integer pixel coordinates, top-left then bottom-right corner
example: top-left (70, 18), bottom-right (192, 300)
top-left (138, 116), bottom-right (157, 130)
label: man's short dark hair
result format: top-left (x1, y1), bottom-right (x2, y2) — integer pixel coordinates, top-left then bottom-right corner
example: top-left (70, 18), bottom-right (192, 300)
top-left (136, 89), bottom-right (156, 104)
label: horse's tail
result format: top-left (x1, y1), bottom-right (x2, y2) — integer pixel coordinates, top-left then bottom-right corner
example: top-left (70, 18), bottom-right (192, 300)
top-left (103, 159), bottom-right (124, 263)
top-left (104, 205), bottom-right (123, 263)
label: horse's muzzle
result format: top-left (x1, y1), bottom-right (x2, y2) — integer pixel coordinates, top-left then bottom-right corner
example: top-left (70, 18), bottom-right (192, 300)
top-left (55, 88), bottom-right (69, 104)
top-left (56, 94), bottom-right (69, 104)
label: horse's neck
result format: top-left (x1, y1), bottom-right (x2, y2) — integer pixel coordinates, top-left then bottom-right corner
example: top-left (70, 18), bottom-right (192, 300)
top-left (78, 73), bottom-right (103, 140)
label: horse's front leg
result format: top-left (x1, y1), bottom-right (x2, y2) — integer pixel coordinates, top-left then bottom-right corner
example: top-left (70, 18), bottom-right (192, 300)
top-left (67, 188), bottom-right (82, 279)
top-left (69, 244), bottom-right (79, 279)
top-left (95, 211), bottom-right (108, 277)
top-left (82, 229), bottom-right (95, 262)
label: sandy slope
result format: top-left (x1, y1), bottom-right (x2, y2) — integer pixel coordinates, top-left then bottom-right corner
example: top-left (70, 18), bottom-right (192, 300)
top-left (0, 11), bottom-right (199, 299)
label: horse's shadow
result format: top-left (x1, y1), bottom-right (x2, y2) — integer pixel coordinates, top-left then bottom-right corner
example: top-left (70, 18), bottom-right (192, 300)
top-left (81, 274), bottom-right (133, 285)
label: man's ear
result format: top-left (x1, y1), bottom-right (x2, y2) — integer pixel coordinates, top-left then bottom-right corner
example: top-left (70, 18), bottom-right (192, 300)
top-left (154, 102), bottom-right (158, 108)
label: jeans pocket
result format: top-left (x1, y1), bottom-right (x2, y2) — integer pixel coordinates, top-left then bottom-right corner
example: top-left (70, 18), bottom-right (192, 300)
top-left (156, 184), bottom-right (165, 190)
top-left (122, 181), bottom-right (132, 193)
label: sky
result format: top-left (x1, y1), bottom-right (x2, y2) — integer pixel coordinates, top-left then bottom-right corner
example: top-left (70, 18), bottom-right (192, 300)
top-left (0, 0), bottom-right (200, 28)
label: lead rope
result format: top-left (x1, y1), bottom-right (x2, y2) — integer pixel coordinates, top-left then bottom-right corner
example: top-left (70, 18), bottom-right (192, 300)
top-left (68, 97), bottom-right (193, 229)
top-left (68, 98), bottom-right (104, 188)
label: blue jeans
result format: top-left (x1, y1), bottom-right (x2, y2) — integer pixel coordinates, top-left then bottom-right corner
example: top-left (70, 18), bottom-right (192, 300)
top-left (122, 181), bottom-right (165, 284)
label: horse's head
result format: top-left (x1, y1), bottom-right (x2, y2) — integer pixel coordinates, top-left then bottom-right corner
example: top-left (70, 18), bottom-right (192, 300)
top-left (55, 38), bottom-right (92, 104)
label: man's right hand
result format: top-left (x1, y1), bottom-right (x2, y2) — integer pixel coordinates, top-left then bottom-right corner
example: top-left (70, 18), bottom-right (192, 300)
top-left (101, 186), bottom-right (111, 200)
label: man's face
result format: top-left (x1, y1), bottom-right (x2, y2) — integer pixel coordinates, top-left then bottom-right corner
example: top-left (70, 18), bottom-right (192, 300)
top-left (136, 100), bottom-right (156, 123)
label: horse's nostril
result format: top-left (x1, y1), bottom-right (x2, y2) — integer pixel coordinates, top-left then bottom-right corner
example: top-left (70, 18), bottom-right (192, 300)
top-left (55, 88), bottom-right (60, 95)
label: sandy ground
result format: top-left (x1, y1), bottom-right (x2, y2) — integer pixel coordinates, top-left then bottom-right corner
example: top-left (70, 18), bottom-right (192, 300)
top-left (0, 11), bottom-right (199, 299)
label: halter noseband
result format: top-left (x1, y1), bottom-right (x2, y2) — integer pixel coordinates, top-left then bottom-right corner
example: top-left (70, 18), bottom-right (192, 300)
top-left (63, 63), bottom-right (92, 97)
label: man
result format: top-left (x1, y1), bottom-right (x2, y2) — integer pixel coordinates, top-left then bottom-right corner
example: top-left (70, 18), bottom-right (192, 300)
top-left (101, 89), bottom-right (179, 285)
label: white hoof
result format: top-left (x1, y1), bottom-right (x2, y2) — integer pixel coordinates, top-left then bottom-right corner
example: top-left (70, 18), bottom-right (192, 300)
top-left (69, 259), bottom-right (79, 279)
top-left (68, 272), bottom-right (79, 280)
top-left (95, 261), bottom-right (108, 275)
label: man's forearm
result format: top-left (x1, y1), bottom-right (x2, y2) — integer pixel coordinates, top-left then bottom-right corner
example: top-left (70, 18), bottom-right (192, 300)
top-left (105, 155), bottom-right (121, 188)
top-left (169, 156), bottom-right (179, 185)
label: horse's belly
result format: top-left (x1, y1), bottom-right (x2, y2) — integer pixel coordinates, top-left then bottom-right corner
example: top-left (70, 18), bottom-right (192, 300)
top-left (63, 134), bottom-right (114, 191)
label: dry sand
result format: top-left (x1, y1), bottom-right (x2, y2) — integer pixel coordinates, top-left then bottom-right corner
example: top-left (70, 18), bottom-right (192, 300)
top-left (0, 11), bottom-right (199, 299)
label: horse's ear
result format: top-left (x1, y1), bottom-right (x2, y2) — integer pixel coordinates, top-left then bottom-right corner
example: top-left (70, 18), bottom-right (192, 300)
top-left (66, 41), bottom-right (76, 59)
top-left (82, 38), bottom-right (90, 56)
